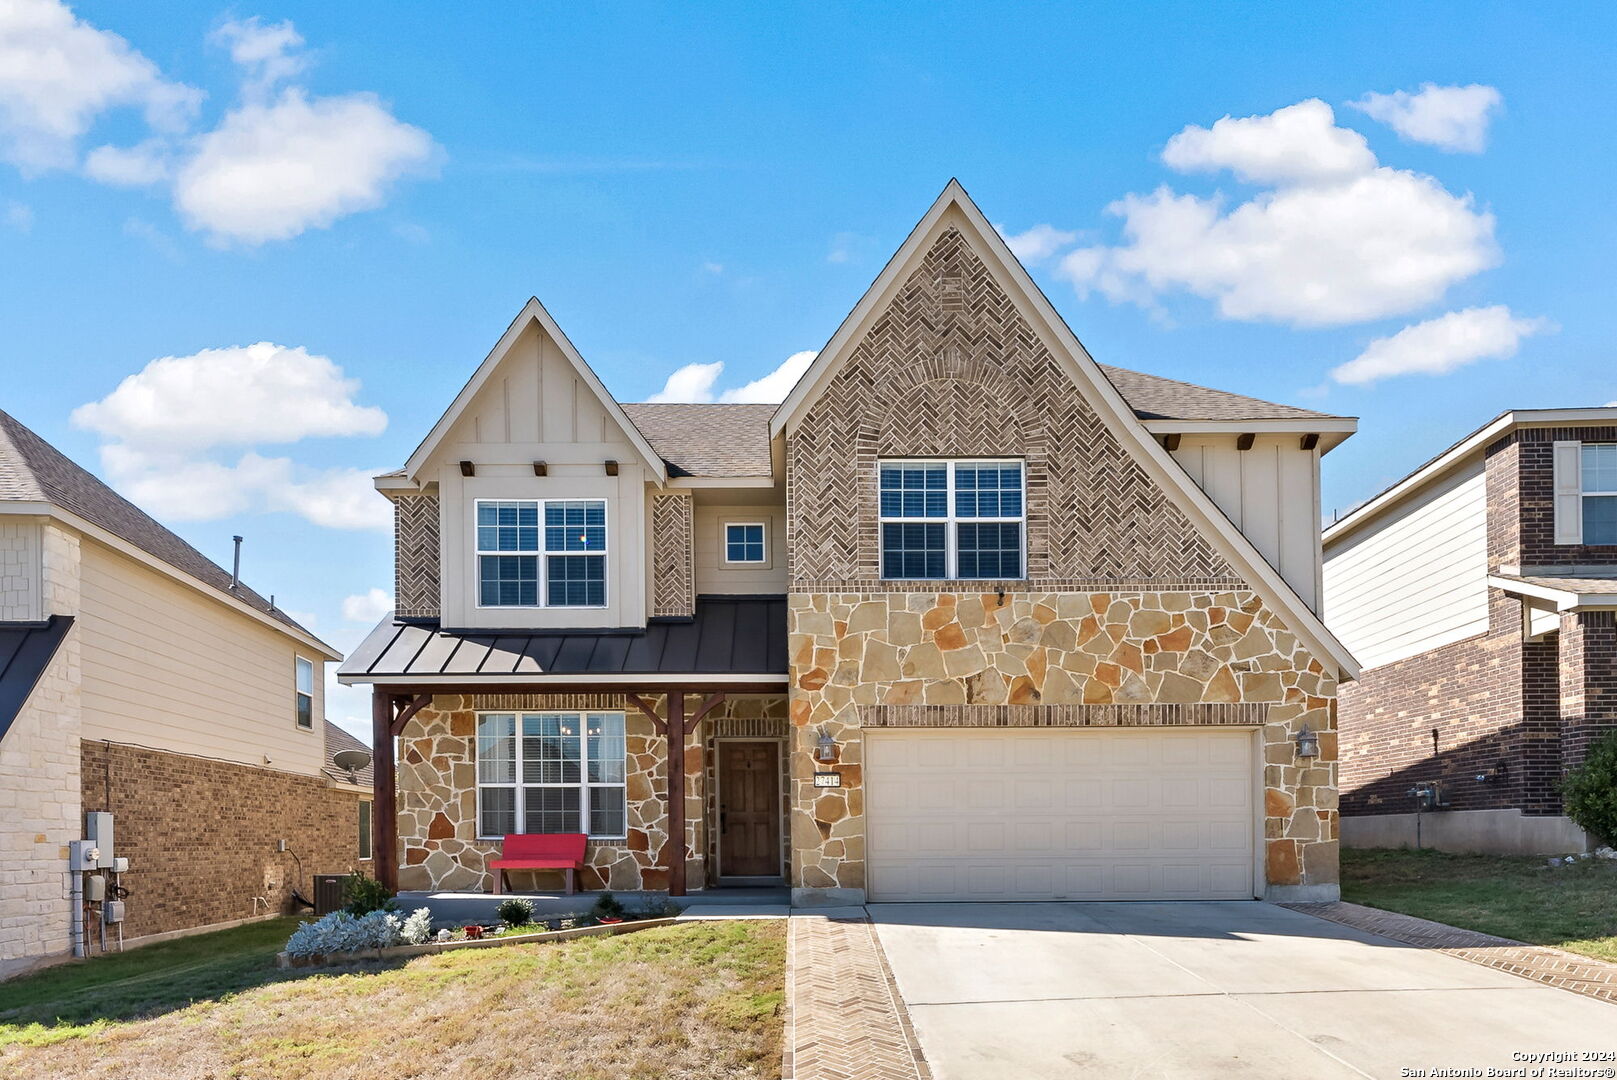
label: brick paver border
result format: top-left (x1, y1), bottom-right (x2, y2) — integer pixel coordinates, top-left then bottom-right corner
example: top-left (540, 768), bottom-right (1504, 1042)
top-left (785, 912), bottom-right (931, 1080)
top-left (1285, 900), bottom-right (1617, 1005)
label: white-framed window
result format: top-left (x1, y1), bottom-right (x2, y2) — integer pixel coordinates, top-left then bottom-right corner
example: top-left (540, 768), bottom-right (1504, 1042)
top-left (294, 656), bottom-right (314, 729)
top-left (358, 800), bottom-right (372, 860)
top-left (1582, 444), bottom-right (1617, 545)
top-left (476, 711), bottom-right (627, 839)
top-left (724, 521), bottom-right (767, 564)
top-left (878, 459), bottom-right (1025, 580)
top-left (475, 499), bottom-right (607, 608)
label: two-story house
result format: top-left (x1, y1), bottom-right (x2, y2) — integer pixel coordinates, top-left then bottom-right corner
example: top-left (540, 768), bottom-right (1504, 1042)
top-left (340, 182), bottom-right (1359, 905)
top-left (1324, 408), bottom-right (1617, 855)
top-left (0, 409), bottom-right (367, 980)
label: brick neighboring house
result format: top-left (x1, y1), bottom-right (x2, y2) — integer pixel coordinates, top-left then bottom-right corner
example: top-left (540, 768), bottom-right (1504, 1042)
top-left (0, 409), bottom-right (370, 980)
top-left (340, 181), bottom-right (1360, 906)
top-left (1323, 408), bottom-right (1617, 854)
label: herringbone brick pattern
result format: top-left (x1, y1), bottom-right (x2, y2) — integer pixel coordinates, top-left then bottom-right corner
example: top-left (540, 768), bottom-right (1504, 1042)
top-left (786, 914), bottom-right (930, 1080)
top-left (1287, 901), bottom-right (1617, 1004)
top-left (651, 492), bottom-right (695, 618)
top-left (394, 493), bottom-right (440, 619)
top-left (788, 225), bottom-right (1236, 591)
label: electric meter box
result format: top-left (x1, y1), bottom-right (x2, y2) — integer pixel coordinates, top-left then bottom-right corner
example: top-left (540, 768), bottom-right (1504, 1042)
top-left (69, 841), bottom-right (100, 872)
top-left (85, 876), bottom-right (106, 902)
top-left (86, 812), bottom-right (115, 868)
top-left (103, 901), bottom-right (125, 923)
top-left (112, 857), bottom-right (130, 873)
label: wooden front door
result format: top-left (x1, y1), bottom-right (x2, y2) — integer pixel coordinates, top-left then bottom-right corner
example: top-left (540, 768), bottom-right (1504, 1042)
top-left (718, 741), bottom-right (781, 878)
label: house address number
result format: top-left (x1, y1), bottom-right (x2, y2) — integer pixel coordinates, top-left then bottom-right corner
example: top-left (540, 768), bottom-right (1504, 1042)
top-left (812, 772), bottom-right (842, 788)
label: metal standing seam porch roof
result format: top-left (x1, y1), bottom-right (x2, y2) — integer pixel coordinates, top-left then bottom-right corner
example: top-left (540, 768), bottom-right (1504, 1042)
top-left (339, 595), bottom-right (789, 685)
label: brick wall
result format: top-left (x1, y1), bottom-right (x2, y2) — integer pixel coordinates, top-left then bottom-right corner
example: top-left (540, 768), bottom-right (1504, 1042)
top-left (394, 493), bottom-right (440, 620)
top-left (651, 493), bottom-right (695, 619)
top-left (1512, 426), bottom-right (1617, 567)
top-left (80, 741), bottom-right (370, 941)
top-left (1560, 609), bottom-right (1617, 769)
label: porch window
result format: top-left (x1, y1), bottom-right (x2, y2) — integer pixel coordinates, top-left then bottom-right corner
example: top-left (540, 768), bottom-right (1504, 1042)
top-left (476, 499), bottom-right (607, 607)
top-left (476, 711), bottom-right (626, 839)
top-left (878, 459), bottom-right (1025, 580)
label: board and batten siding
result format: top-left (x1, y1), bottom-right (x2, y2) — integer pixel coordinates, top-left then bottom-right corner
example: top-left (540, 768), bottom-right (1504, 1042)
top-left (1170, 435), bottom-right (1321, 611)
top-left (75, 539), bottom-right (325, 777)
top-left (1322, 456), bottom-right (1489, 671)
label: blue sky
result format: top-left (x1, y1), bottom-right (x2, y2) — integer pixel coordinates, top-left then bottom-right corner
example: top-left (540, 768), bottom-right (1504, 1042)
top-left (4, 1), bottom-right (1614, 736)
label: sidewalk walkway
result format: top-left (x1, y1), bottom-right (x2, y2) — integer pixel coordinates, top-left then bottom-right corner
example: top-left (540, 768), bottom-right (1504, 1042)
top-left (785, 908), bottom-right (929, 1080)
top-left (1286, 900), bottom-right (1617, 1005)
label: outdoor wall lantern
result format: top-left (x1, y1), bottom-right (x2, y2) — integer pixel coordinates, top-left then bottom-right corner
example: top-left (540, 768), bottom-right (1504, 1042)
top-left (815, 729), bottom-right (837, 763)
top-left (1294, 724), bottom-right (1320, 759)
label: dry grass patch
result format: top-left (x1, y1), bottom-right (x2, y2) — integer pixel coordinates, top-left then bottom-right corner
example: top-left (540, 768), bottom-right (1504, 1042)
top-left (0, 920), bottom-right (784, 1080)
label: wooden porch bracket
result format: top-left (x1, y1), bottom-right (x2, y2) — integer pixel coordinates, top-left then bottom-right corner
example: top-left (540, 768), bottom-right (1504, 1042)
top-left (625, 693), bottom-right (667, 736)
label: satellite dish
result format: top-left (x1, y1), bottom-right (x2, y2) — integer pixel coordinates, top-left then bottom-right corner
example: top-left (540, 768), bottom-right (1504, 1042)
top-left (333, 748), bottom-right (372, 776)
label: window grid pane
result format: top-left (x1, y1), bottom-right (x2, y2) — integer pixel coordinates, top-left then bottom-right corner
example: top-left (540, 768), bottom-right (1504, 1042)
top-left (478, 715), bottom-right (517, 784)
top-left (480, 786), bottom-right (516, 838)
top-left (958, 522), bottom-right (1023, 579)
top-left (477, 501), bottom-right (539, 553)
top-left (882, 522), bottom-right (946, 579)
top-left (954, 463), bottom-right (1023, 518)
top-left (523, 714), bottom-right (581, 784)
top-left (480, 554), bottom-right (539, 606)
top-left (587, 713), bottom-right (626, 783)
top-left (521, 787), bottom-right (581, 834)
top-left (547, 555), bottom-right (606, 606)
top-left (879, 463), bottom-right (948, 518)
top-left (1585, 495), bottom-right (1617, 545)
top-left (1584, 444), bottom-right (1617, 494)
top-left (589, 786), bottom-right (626, 837)
top-left (544, 500), bottom-right (607, 552)
top-left (726, 523), bottom-right (766, 562)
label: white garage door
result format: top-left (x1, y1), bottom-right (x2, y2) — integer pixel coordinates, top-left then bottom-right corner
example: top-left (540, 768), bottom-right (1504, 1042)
top-left (866, 728), bottom-right (1257, 902)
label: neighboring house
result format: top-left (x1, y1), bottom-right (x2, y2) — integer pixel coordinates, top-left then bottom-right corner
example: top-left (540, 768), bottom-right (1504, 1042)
top-left (339, 181), bottom-right (1358, 906)
top-left (1323, 408), bottom-right (1617, 854)
top-left (0, 409), bottom-right (368, 980)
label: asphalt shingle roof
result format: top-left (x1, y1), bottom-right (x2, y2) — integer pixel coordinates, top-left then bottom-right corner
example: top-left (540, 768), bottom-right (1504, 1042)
top-left (0, 409), bottom-right (318, 638)
top-left (1097, 365), bottom-right (1338, 422)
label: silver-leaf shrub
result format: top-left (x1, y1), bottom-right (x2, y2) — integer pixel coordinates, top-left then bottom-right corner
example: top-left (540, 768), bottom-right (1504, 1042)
top-left (400, 906), bottom-right (434, 945)
top-left (284, 909), bottom-right (404, 957)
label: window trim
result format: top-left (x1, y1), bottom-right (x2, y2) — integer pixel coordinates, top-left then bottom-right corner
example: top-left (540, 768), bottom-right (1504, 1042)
top-left (294, 655), bottom-right (314, 730)
top-left (1579, 443), bottom-right (1617, 547)
top-left (473, 710), bottom-right (628, 841)
top-left (473, 497), bottom-right (610, 610)
top-left (877, 457), bottom-right (1027, 581)
top-left (722, 520), bottom-right (770, 566)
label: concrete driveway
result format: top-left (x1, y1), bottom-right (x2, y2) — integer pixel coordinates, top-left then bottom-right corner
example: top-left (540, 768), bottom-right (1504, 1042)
top-left (870, 901), bottom-right (1617, 1079)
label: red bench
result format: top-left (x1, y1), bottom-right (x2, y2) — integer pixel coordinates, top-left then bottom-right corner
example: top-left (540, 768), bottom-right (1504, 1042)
top-left (487, 833), bottom-right (587, 894)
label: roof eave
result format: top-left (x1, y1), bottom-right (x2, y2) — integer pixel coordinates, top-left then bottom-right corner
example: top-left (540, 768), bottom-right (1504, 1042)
top-left (1140, 418), bottom-right (1357, 454)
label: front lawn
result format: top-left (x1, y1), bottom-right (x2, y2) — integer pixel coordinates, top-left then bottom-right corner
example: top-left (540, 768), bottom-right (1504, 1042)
top-left (1341, 847), bottom-right (1617, 963)
top-left (0, 917), bottom-right (785, 1080)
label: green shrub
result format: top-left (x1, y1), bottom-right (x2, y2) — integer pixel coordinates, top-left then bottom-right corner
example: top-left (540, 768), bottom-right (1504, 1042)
top-left (1562, 730), bottom-right (1617, 847)
top-left (592, 891), bottom-right (626, 920)
top-left (496, 897), bottom-right (534, 926)
top-left (341, 873), bottom-right (399, 916)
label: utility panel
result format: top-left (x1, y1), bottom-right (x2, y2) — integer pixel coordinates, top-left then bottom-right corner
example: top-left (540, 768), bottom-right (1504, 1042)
top-left (86, 812), bottom-right (115, 868)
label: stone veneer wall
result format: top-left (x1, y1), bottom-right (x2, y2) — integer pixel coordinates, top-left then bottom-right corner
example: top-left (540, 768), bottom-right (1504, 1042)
top-left (0, 519), bottom-right (43, 620)
top-left (80, 740), bottom-right (370, 942)
top-left (788, 589), bottom-right (1338, 899)
top-left (0, 523), bottom-right (80, 980)
top-left (394, 692), bottom-right (788, 892)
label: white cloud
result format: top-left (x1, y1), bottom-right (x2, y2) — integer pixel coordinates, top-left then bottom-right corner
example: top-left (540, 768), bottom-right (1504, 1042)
top-left (341, 587), bottom-right (394, 623)
top-left (174, 88), bottom-right (436, 245)
top-left (998, 223), bottom-right (1078, 262)
top-left (1331, 306), bottom-right (1550, 386)
top-left (4, 198), bottom-right (30, 230)
top-left (0, 0), bottom-right (200, 173)
top-left (211, 16), bottom-right (306, 101)
top-left (645, 350), bottom-right (819, 404)
top-left (1161, 99), bottom-right (1376, 185)
top-left (73, 342), bottom-right (387, 451)
top-left (73, 342), bottom-right (390, 530)
top-left (1059, 99), bottom-right (1499, 327)
top-left (84, 137), bottom-right (170, 185)
top-left (827, 231), bottom-right (873, 264)
top-left (1351, 83), bottom-right (1502, 153)
top-left (646, 360), bottom-right (723, 403)
top-left (719, 350), bottom-right (817, 403)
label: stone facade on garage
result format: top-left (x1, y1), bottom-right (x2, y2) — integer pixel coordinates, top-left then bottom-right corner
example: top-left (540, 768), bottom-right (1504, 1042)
top-left (787, 589), bottom-right (1337, 899)
top-left (393, 692), bottom-right (789, 892)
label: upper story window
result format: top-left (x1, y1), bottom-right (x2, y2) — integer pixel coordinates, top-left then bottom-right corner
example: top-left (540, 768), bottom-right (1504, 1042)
top-left (878, 459), bottom-right (1025, 580)
top-left (294, 656), bottom-right (314, 729)
top-left (475, 711), bottom-right (626, 838)
top-left (725, 522), bottom-right (767, 564)
top-left (476, 499), bottom-right (607, 608)
top-left (1583, 444), bottom-right (1617, 544)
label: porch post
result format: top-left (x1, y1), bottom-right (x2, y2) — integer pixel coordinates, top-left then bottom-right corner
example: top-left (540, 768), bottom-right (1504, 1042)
top-left (371, 689), bottom-right (399, 892)
top-left (667, 691), bottom-right (687, 897)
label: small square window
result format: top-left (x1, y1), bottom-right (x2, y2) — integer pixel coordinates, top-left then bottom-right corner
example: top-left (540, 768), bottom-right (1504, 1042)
top-left (725, 523), bottom-right (766, 563)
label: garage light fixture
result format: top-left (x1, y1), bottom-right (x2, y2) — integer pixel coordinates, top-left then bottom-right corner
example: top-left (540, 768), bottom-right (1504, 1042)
top-left (1294, 724), bottom-right (1320, 759)
top-left (815, 729), bottom-right (837, 763)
